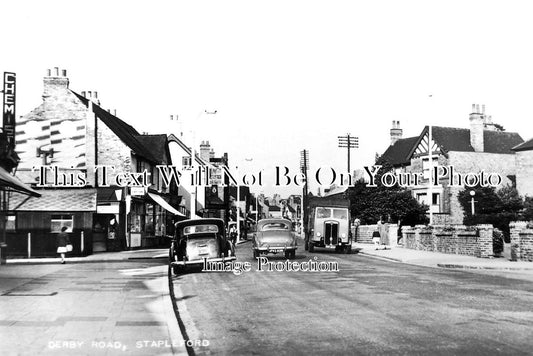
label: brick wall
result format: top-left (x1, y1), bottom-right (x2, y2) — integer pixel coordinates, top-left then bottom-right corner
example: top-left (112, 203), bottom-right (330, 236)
top-left (16, 70), bottom-right (89, 182)
top-left (96, 116), bottom-right (132, 178)
top-left (402, 224), bottom-right (493, 258)
top-left (510, 221), bottom-right (533, 262)
top-left (355, 223), bottom-right (398, 245)
top-left (355, 224), bottom-right (377, 244)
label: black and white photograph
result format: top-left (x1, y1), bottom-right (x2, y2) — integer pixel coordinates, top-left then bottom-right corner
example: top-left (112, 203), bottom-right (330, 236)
top-left (2, 1), bottom-right (533, 355)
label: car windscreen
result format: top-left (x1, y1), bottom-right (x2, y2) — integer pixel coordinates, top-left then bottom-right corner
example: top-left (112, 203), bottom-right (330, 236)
top-left (332, 209), bottom-right (348, 220)
top-left (316, 207), bottom-right (331, 218)
top-left (183, 225), bottom-right (219, 235)
top-left (260, 222), bottom-right (290, 231)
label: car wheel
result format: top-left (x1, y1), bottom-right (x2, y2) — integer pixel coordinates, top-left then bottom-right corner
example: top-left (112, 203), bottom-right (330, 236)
top-left (308, 242), bottom-right (314, 252)
top-left (285, 251), bottom-right (290, 259)
top-left (344, 245), bottom-right (352, 254)
top-left (290, 250), bottom-right (296, 259)
top-left (253, 249), bottom-right (259, 259)
top-left (304, 236), bottom-right (309, 251)
top-left (172, 265), bottom-right (180, 275)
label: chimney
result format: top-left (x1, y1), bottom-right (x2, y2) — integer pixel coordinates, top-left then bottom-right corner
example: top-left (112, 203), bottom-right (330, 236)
top-left (199, 140), bottom-right (211, 162)
top-left (390, 120), bottom-right (403, 145)
top-left (43, 67), bottom-right (69, 98)
top-left (469, 103), bottom-right (484, 152)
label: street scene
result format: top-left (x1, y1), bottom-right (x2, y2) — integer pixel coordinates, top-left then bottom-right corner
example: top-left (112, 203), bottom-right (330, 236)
top-left (2, 1), bottom-right (533, 355)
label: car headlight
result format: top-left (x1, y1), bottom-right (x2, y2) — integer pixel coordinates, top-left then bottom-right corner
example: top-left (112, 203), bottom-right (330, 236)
top-left (341, 233), bottom-right (346, 238)
top-left (316, 232), bottom-right (321, 237)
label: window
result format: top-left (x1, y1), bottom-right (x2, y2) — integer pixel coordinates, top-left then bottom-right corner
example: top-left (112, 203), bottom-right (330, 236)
top-left (422, 157), bottom-right (438, 180)
top-left (333, 209), bottom-right (348, 220)
top-left (316, 208), bottom-right (331, 219)
top-left (416, 193), bottom-right (427, 204)
top-left (182, 156), bottom-right (192, 166)
top-left (51, 215), bottom-right (73, 232)
top-left (6, 214), bottom-right (16, 232)
top-left (432, 193), bottom-right (440, 206)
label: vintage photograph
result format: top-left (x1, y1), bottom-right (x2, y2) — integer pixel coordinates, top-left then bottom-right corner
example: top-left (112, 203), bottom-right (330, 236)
top-left (1, 1), bottom-right (533, 355)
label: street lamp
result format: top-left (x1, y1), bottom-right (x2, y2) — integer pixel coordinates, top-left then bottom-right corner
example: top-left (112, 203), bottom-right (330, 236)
top-left (470, 190), bottom-right (476, 215)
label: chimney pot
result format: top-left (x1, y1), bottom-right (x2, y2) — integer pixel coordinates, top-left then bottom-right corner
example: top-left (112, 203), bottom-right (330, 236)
top-left (61, 69), bottom-right (67, 77)
top-left (81, 91), bottom-right (86, 97)
top-left (54, 67), bottom-right (59, 76)
top-left (88, 91), bottom-right (92, 98)
top-left (113, 109), bottom-right (116, 116)
top-left (46, 69), bottom-right (51, 76)
top-left (472, 104), bottom-right (475, 112)
top-left (94, 91), bottom-right (98, 99)
top-left (170, 115), bottom-right (173, 120)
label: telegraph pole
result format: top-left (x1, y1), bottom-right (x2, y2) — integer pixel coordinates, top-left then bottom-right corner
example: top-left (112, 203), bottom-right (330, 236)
top-left (338, 133), bottom-right (358, 173)
top-left (300, 149), bottom-right (309, 248)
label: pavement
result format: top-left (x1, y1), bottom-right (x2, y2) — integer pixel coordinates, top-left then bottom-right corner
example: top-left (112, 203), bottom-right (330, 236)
top-left (0, 254), bottom-right (188, 356)
top-left (353, 242), bottom-right (533, 271)
top-left (4, 248), bottom-right (170, 265)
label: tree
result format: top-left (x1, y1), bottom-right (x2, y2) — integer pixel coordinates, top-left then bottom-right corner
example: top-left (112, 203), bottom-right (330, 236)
top-left (458, 184), bottom-right (523, 241)
top-left (347, 157), bottom-right (428, 226)
top-left (523, 197), bottom-right (533, 221)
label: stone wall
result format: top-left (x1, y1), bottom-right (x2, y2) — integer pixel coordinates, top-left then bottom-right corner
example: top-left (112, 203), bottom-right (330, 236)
top-left (510, 222), bottom-right (533, 262)
top-left (355, 223), bottom-right (398, 246)
top-left (402, 224), bottom-right (493, 258)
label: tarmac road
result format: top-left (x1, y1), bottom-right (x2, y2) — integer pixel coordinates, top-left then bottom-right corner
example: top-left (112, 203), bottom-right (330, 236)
top-left (171, 241), bottom-right (533, 356)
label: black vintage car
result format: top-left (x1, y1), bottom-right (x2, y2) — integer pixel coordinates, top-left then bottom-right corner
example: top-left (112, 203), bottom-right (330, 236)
top-left (169, 218), bottom-right (236, 274)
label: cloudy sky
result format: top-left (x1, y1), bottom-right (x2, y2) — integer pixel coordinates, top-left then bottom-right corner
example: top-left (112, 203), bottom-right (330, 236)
top-left (2, 0), bottom-right (533, 196)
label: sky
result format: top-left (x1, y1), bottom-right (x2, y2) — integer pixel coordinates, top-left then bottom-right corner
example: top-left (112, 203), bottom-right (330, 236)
top-left (2, 0), bottom-right (533, 196)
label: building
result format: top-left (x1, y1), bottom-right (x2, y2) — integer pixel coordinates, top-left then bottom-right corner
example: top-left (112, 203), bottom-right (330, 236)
top-left (6, 68), bottom-right (180, 257)
top-left (512, 137), bottom-right (533, 197)
top-left (381, 105), bottom-right (524, 224)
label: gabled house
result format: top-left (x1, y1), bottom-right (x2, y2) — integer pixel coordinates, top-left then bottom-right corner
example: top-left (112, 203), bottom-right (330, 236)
top-left (7, 68), bottom-right (180, 257)
top-left (380, 105), bottom-right (524, 224)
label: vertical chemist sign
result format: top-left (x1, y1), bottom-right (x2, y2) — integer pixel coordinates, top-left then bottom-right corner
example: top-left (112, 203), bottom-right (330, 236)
top-left (3, 72), bottom-right (16, 148)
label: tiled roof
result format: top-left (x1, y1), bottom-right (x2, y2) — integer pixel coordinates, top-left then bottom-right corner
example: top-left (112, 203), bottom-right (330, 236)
top-left (135, 135), bottom-right (168, 164)
top-left (8, 188), bottom-right (97, 211)
top-left (71, 91), bottom-right (160, 163)
top-left (167, 134), bottom-right (209, 166)
top-left (381, 136), bottom-right (419, 166)
top-left (426, 126), bottom-right (523, 154)
top-left (511, 137), bottom-right (533, 152)
top-left (384, 126), bottom-right (524, 165)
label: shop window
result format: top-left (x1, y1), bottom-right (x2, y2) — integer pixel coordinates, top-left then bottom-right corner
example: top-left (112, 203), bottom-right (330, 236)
top-left (6, 214), bottom-right (16, 232)
top-left (51, 214), bottom-right (74, 232)
top-left (130, 203), bottom-right (145, 233)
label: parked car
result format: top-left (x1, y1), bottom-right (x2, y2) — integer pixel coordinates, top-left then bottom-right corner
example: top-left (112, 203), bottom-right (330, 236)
top-left (169, 218), bottom-right (235, 274)
top-left (252, 218), bottom-right (297, 259)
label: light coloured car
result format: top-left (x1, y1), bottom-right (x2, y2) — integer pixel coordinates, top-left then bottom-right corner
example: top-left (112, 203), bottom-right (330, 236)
top-left (252, 218), bottom-right (297, 259)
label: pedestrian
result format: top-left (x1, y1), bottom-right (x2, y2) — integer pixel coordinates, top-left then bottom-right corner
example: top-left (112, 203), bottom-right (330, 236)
top-left (56, 226), bottom-right (70, 264)
top-left (372, 229), bottom-right (381, 250)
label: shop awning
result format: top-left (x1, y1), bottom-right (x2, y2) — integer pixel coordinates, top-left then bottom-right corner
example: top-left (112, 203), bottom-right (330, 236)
top-left (148, 192), bottom-right (185, 217)
top-left (0, 166), bottom-right (41, 197)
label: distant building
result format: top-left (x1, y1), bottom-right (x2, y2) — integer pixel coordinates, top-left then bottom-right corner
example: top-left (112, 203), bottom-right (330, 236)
top-left (380, 105), bottom-right (524, 224)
